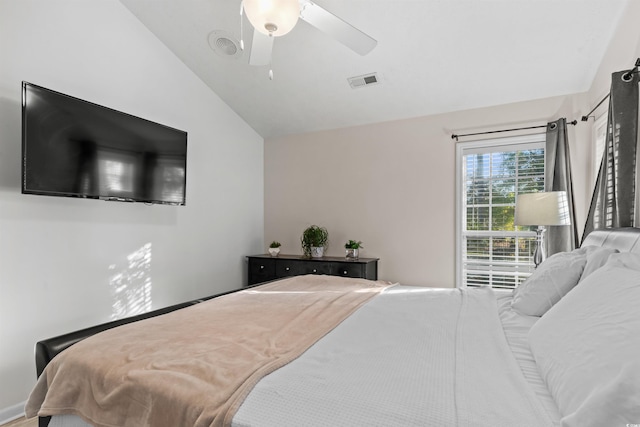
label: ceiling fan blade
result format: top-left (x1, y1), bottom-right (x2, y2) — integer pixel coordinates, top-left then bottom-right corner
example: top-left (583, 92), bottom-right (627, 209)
top-left (249, 29), bottom-right (274, 66)
top-left (299, 0), bottom-right (377, 56)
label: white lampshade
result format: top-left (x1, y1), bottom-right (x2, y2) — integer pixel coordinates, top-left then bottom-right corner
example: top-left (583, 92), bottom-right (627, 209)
top-left (514, 191), bottom-right (571, 226)
top-left (243, 0), bottom-right (300, 37)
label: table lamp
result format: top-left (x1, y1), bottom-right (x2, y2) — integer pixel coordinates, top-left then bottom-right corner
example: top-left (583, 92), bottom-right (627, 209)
top-left (514, 191), bottom-right (570, 268)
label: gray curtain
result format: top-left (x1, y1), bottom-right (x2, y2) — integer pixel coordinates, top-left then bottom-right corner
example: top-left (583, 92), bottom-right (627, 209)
top-left (583, 69), bottom-right (640, 240)
top-left (545, 118), bottom-right (579, 255)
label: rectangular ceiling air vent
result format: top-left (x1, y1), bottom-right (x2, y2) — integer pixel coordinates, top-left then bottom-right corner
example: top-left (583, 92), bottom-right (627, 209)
top-left (348, 73), bottom-right (380, 89)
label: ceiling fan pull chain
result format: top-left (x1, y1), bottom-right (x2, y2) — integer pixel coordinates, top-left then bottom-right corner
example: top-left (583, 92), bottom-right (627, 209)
top-left (269, 54), bottom-right (274, 80)
top-left (239, 1), bottom-right (245, 51)
top-left (268, 33), bottom-right (274, 80)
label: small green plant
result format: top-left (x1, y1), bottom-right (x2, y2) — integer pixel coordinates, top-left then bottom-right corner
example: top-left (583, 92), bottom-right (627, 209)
top-left (301, 225), bottom-right (329, 257)
top-left (269, 241), bottom-right (281, 248)
top-left (345, 240), bottom-right (363, 249)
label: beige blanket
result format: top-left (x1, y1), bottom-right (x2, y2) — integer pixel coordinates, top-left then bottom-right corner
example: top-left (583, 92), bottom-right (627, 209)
top-left (25, 275), bottom-right (391, 427)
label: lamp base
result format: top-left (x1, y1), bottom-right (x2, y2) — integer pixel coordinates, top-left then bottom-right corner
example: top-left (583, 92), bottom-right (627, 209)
top-left (533, 226), bottom-right (546, 268)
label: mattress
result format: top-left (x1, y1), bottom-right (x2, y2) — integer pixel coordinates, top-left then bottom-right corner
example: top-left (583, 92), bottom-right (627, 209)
top-left (47, 286), bottom-right (558, 427)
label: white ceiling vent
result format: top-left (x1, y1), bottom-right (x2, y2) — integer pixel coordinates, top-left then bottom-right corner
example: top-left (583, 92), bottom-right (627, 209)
top-left (348, 73), bottom-right (380, 89)
top-left (208, 30), bottom-right (242, 59)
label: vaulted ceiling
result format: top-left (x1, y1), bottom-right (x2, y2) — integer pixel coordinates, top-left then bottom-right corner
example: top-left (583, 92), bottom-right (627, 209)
top-left (120, 0), bottom-right (629, 138)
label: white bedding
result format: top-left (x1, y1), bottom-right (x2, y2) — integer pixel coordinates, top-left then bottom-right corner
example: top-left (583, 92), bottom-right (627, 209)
top-left (234, 286), bottom-right (557, 427)
top-left (495, 292), bottom-right (561, 420)
top-left (48, 286), bottom-right (559, 427)
top-left (529, 252), bottom-right (640, 425)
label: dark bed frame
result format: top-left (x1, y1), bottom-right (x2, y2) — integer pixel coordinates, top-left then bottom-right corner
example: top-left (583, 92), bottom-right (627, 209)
top-left (34, 286), bottom-right (253, 427)
top-left (33, 228), bottom-right (640, 427)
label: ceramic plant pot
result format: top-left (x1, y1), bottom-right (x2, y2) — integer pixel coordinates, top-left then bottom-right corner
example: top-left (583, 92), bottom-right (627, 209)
top-left (268, 247), bottom-right (281, 257)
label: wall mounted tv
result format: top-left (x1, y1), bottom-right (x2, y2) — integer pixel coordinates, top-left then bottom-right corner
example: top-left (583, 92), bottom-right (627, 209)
top-left (22, 82), bottom-right (187, 206)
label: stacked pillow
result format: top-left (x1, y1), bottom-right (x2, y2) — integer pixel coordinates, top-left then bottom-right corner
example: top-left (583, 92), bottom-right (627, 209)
top-left (527, 252), bottom-right (640, 426)
top-left (511, 246), bottom-right (618, 316)
top-left (580, 246), bottom-right (620, 281)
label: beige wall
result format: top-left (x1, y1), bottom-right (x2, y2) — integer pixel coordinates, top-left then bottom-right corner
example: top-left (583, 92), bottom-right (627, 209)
top-left (265, 94), bottom-right (589, 287)
top-left (265, 0), bottom-right (640, 287)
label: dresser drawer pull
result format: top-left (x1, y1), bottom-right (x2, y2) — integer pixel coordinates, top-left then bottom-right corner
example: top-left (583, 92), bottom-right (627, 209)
top-left (343, 270), bottom-right (348, 275)
top-left (260, 265), bottom-right (264, 269)
top-left (313, 269), bottom-right (317, 273)
top-left (285, 267), bottom-right (290, 271)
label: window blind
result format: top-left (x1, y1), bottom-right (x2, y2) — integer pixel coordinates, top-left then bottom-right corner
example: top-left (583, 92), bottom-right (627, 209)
top-left (458, 137), bottom-right (545, 289)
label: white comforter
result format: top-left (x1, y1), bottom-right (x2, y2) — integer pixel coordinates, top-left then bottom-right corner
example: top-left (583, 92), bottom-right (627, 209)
top-left (49, 286), bottom-right (559, 427)
top-left (233, 286), bottom-right (558, 427)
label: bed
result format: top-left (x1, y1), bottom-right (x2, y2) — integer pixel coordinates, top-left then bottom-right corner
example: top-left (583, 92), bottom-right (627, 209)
top-left (25, 228), bottom-right (640, 427)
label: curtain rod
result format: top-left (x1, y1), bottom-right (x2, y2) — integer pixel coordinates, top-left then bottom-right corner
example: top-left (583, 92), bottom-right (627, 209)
top-left (451, 120), bottom-right (577, 141)
top-left (581, 57), bottom-right (639, 122)
top-left (452, 58), bottom-right (640, 140)
top-left (581, 93), bottom-right (610, 122)
top-left (623, 57), bottom-right (640, 79)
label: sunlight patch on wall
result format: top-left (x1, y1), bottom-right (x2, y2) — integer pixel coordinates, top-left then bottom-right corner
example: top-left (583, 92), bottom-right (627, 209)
top-left (109, 243), bottom-right (153, 320)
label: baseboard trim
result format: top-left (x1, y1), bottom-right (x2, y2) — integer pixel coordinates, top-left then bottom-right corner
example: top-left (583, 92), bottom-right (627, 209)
top-left (0, 401), bottom-right (26, 425)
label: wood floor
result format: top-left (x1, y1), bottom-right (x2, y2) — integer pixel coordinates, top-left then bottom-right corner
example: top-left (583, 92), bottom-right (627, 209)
top-left (1, 417), bottom-right (37, 427)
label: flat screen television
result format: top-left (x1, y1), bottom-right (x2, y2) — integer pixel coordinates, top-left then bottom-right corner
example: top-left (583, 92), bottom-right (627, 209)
top-left (22, 82), bottom-right (187, 206)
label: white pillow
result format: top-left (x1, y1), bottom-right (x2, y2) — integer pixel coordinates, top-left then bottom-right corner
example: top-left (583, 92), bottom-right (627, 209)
top-left (511, 247), bottom-right (590, 316)
top-left (579, 246), bottom-right (619, 282)
top-left (528, 252), bottom-right (640, 426)
top-left (560, 361), bottom-right (640, 427)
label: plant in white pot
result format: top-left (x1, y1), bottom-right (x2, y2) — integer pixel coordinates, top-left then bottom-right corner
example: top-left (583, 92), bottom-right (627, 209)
top-left (344, 240), bottom-right (363, 259)
top-left (301, 225), bottom-right (329, 258)
top-left (268, 241), bottom-right (281, 257)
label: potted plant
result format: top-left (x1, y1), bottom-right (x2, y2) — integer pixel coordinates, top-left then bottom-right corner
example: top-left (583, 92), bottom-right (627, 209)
top-left (268, 241), bottom-right (281, 257)
top-left (344, 240), bottom-right (363, 259)
top-left (301, 225), bottom-right (329, 258)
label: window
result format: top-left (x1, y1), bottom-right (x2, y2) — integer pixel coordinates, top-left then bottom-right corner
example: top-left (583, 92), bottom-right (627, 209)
top-left (456, 134), bottom-right (545, 289)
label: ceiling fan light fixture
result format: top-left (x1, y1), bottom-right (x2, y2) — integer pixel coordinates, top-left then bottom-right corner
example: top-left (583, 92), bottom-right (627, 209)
top-left (243, 0), bottom-right (300, 37)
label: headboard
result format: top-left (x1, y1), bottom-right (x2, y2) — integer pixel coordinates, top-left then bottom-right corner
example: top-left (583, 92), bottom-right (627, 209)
top-left (581, 227), bottom-right (640, 253)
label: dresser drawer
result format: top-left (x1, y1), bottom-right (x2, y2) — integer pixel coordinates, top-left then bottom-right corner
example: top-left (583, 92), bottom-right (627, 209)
top-left (276, 260), bottom-right (303, 277)
top-left (299, 261), bottom-right (332, 275)
top-left (331, 262), bottom-right (365, 278)
top-left (248, 258), bottom-right (276, 285)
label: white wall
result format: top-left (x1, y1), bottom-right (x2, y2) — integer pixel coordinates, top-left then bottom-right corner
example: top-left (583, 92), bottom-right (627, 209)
top-left (583, 0), bottom-right (640, 187)
top-left (0, 0), bottom-right (263, 419)
top-left (587, 0), bottom-right (640, 107)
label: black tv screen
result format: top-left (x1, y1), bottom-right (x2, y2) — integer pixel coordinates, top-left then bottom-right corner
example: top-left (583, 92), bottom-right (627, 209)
top-left (22, 82), bottom-right (187, 205)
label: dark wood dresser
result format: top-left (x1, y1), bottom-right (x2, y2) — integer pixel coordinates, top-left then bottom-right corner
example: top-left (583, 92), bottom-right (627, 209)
top-left (246, 254), bottom-right (379, 286)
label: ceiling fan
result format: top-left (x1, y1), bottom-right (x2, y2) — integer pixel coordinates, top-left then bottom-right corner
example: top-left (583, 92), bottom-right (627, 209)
top-left (240, 0), bottom-right (377, 75)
